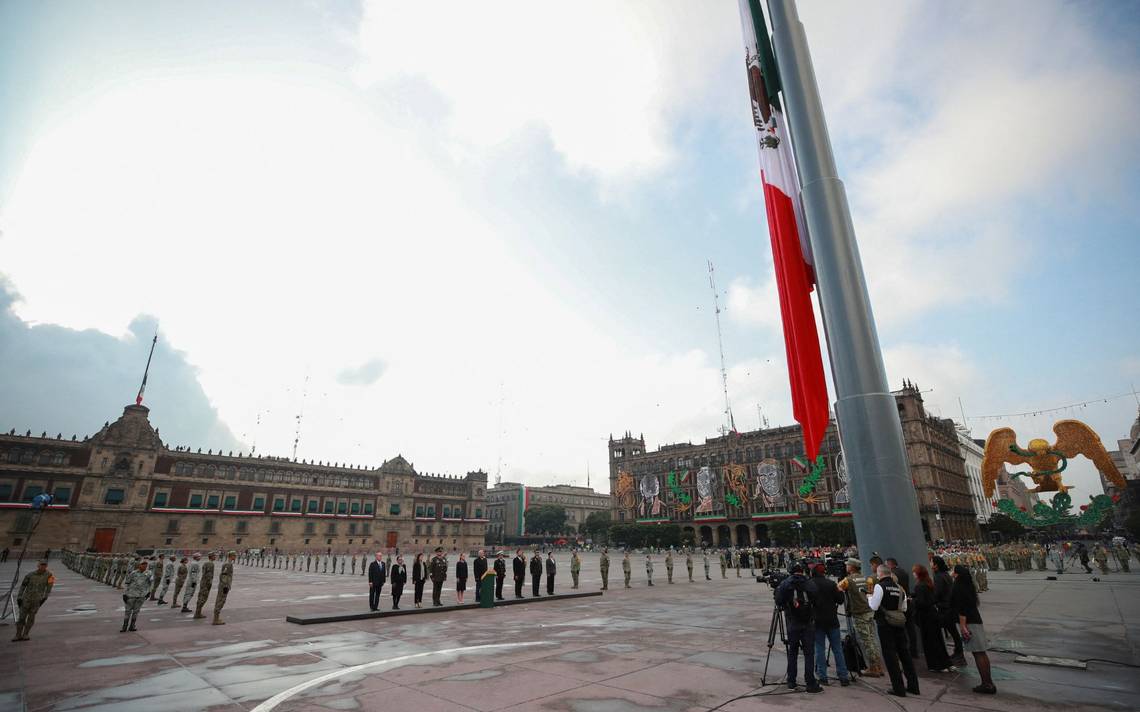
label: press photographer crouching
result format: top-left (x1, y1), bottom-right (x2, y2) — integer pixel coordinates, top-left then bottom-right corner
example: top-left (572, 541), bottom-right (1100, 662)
top-left (774, 563), bottom-right (823, 693)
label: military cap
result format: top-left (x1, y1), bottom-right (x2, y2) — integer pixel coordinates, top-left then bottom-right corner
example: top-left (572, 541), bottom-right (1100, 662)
top-left (846, 558), bottom-right (862, 569)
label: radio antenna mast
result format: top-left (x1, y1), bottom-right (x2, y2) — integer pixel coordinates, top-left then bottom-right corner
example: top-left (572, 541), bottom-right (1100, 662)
top-left (708, 261), bottom-right (736, 434)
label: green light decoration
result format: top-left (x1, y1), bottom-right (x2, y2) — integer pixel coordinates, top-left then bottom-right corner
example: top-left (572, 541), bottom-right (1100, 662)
top-left (996, 491), bottom-right (1114, 528)
top-left (725, 493), bottom-right (741, 507)
top-left (667, 471), bottom-right (691, 504)
top-left (794, 455), bottom-right (827, 497)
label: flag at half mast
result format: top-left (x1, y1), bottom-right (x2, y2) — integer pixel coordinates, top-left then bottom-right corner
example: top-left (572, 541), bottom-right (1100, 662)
top-left (737, 0), bottom-right (829, 461)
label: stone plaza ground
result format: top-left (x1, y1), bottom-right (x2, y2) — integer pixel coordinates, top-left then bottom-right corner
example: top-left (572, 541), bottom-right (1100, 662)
top-left (1, 552), bottom-right (1138, 712)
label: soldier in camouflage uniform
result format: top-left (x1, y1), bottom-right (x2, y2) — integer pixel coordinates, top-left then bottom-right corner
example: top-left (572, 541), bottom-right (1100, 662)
top-left (570, 550), bottom-right (581, 589)
top-left (181, 553), bottom-right (202, 612)
top-left (719, 550), bottom-right (728, 578)
top-left (1114, 543), bottom-right (1131, 572)
top-left (12, 560), bottom-right (54, 642)
top-left (194, 552), bottom-right (217, 619)
top-left (685, 550), bottom-right (694, 582)
top-left (599, 548), bottom-right (609, 590)
top-left (665, 550), bottom-right (674, 584)
top-left (156, 554), bottom-right (176, 604)
top-left (171, 557), bottom-right (189, 607)
top-left (213, 551), bottom-right (235, 625)
top-left (121, 560), bottom-right (152, 632)
top-left (148, 554), bottom-right (165, 600)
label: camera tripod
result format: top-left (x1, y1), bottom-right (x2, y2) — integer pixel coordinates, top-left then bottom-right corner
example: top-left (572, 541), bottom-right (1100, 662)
top-left (761, 605), bottom-right (788, 686)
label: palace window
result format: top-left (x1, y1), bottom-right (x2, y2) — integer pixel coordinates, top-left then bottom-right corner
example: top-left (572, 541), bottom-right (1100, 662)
top-left (0, 483), bottom-right (12, 500)
top-left (351, 502), bottom-right (360, 515)
top-left (253, 496), bottom-right (265, 510)
top-left (415, 504), bottom-right (425, 517)
top-left (273, 498), bottom-right (285, 512)
top-left (189, 493), bottom-right (203, 508)
top-left (337, 501), bottom-right (347, 514)
top-left (443, 505), bottom-right (451, 518)
top-left (202, 519), bottom-right (216, 534)
top-left (53, 486), bottom-right (71, 504)
top-left (475, 508), bottom-right (482, 519)
top-left (166, 519), bottom-right (179, 533)
top-left (388, 502), bottom-right (399, 515)
top-left (308, 499), bottom-right (318, 513)
top-left (291, 498), bottom-right (302, 513)
top-left (348, 522), bottom-right (358, 535)
top-left (235, 520), bottom-right (248, 533)
top-left (305, 521), bottom-right (315, 534)
top-left (22, 485), bottom-right (44, 502)
top-left (206, 494), bottom-right (220, 509)
top-left (426, 505), bottom-right (435, 517)
top-left (326, 522), bottom-right (337, 535)
top-left (324, 500), bottom-right (334, 514)
top-left (153, 491), bottom-right (168, 508)
top-left (223, 495), bottom-right (237, 510)
top-left (269, 521), bottom-right (281, 534)
top-left (104, 488), bottom-right (125, 505)
top-left (365, 502), bottom-right (375, 515)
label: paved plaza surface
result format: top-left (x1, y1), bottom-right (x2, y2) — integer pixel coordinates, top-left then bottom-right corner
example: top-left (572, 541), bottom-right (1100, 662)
top-left (2, 552), bottom-right (1138, 712)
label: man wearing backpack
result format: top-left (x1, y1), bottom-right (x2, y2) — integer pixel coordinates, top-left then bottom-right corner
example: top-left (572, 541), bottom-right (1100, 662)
top-left (775, 563), bottom-right (823, 693)
top-left (807, 563), bottom-right (850, 686)
top-left (869, 565), bottom-right (920, 698)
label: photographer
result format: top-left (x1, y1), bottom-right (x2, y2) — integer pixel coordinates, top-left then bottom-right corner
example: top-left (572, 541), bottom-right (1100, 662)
top-left (774, 563), bottom-right (823, 693)
top-left (806, 563), bottom-right (850, 686)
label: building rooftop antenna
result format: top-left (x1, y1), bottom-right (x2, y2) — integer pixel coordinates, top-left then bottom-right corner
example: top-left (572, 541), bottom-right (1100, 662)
top-left (708, 261), bottom-right (736, 434)
top-left (494, 381), bottom-right (505, 487)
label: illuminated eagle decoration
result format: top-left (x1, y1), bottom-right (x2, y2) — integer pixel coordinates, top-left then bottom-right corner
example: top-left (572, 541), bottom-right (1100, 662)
top-left (981, 419), bottom-right (1125, 498)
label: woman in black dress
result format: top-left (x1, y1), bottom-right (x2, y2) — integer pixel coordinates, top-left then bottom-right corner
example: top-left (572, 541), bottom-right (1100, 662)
top-left (455, 552), bottom-right (468, 604)
top-left (911, 564), bottom-right (953, 672)
top-left (931, 556), bottom-right (965, 666)
top-left (390, 555), bottom-right (407, 610)
top-left (412, 553), bottom-right (428, 609)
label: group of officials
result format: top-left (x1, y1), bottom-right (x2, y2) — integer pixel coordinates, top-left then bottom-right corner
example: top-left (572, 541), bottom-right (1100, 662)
top-left (54, 549), bottom-right (236, 634)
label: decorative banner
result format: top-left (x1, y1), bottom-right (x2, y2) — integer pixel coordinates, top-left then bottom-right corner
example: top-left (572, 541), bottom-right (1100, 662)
top-left (638, 474), bottom-right (665, 519)
top-left (833, 452), bottom-right (850, 507)
top-left (724, 463), bottom-right (750, 508)
top-left (694, 466), bottom-right (719, 515)
top-left (997, 491), bottom-right (1114, 528)
top-left (754, 459), bottom-right (785, 508)
top-left (615, 470), bottom-right (636, 513)
top-left (793, 454), bottom-right (827, 500)
top-left (667, 470), bottom-right (692, 516)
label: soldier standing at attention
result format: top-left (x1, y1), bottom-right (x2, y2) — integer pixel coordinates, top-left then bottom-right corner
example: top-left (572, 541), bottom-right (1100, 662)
top-left (429, 547), bottom-right (448, 607)
top-left (703, 549), bottom-right (711, 580)
top-left (545, 551), bottom-right (557, 595)
top-left (665, 550), bottom-right (674, 584)
top-left (529, 549), bottom-right (543, 597)
top-left (645, 553), bottom-right (655, 586)
top-left (719, 550), bottom-right (728, 579)
top-left (570, 550), bottom-right (581, 589)
top-left (156, 554), bottom-right (176, 605)
top-left (734, 549), bottom-right (742, 578)
top-left (213, 551), bottom-right (235, 625)
top-left (12, 560), bottom-right (54, 642)
top-left (194, 552), bottom-right (217, 619)
top-left (148, 555), bottom-right (162, 600)
top-left (121, 560), bottom-right (152, 633)
top-left (171, 557), bottom-right (189, 608)
top-left (493, 552), bottom-right (507, 600)
top-left (1094, 544), bottom-right (1110, 574)
top-left (513, 549), bottom-right (527, 598)
top-left (181, 553), bottom-right (202, 612)
top-left (1116, 542), bottom-right (1132, 572)
top-left (686, 550), bottom-right (694, 582)
top-left (622, 551), bottom-right (632, 588)
top-left (599, 548), bottom-right (610, 590)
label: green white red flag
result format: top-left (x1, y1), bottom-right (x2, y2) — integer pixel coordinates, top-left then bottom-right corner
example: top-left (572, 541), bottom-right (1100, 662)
top-left (738, 0), bottom-right (829, 461)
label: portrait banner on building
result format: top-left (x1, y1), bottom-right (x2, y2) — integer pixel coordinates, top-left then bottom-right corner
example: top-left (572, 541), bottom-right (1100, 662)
top-left (637, 474), bottom-right (667, 522)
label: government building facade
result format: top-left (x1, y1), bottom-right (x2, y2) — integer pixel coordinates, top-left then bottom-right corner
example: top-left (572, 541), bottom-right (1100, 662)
top-left (609, 383), bottom-right (981, 547)
top-left (485, 482), bottom-right (609, 543)
top-left (0, 404), bottom-right (487, 554)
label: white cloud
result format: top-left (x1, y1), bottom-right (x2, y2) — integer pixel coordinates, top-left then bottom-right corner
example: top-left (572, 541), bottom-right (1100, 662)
top-left (726, 276), bottom-right (779, 328)
top-left (352, 0), bottom-right (738, 185)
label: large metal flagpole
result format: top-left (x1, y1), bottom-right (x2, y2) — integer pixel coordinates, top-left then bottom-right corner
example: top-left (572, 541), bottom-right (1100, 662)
top-left (766, 0), bottom-right (928, 572)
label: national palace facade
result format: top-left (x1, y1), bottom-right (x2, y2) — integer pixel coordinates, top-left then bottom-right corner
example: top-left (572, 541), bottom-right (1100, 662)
top-left (0, 403), bottom-right (487, 554)
top-left (609, 383), bottom-right (980, 546)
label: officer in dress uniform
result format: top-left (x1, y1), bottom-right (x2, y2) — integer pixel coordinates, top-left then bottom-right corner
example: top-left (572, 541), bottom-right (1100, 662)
top-left (513, 549), bottom-right (527, 598)
top-left (429, 547), bottom-right (448, 607)
top-left (545, 551), bottom-right (557, 595)
top-left (213, 551), bottom-right (235, 625)
top-left (529, 549), bottom-right (543, 596)
top-left (493, 552), bottom-right (507, 600)
top-left (12, 560), bottom-right (54, 642)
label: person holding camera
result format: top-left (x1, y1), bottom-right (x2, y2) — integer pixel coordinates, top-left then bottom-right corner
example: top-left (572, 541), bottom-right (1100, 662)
top-left (775, 563), bottom-right (823, 693)
top-left (868, 564), bottom-right (920, 698)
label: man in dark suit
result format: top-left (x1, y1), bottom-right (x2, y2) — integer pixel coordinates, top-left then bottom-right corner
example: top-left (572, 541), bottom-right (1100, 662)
top-left (473, 549), bottom-right (488, 603)
top-left (513, 549), bottom-right (526, 598)
top-left (493, 552), bottom-right (507, 600)
top-left (530, 549), bottom-right (543, 596)
top-left (390, 555), bottom-right (407, 609)
top-left (545, 551), bottom-right (557, 595)
top-left (367, 552), bottom-right (387, 611)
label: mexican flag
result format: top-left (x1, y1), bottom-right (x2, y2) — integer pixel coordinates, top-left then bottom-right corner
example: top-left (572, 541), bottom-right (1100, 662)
top-left (738, 0), bottom-right (829, 461)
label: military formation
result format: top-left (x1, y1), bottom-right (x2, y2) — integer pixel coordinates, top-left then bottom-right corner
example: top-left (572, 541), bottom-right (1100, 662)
top-left (58, 548), bottom-right (236, 633)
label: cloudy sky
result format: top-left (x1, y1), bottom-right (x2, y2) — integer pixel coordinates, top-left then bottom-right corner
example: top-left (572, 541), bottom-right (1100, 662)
top-left (1, 1), bottom-right (1138, 498)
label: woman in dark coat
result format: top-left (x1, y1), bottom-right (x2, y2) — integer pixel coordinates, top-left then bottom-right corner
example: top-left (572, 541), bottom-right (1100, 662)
top-left (912, 564), bottom-right (953, 672)
top-left (412, 553), bottom-right (428, 609)
top-left (952, 565), bottom-right (997, 694)
top-left (931, 556), bottom-right (965, 666)
top-left (455, 552), bottom-right (469, 604)
top-left (390, 555), bottom-right (407, 610)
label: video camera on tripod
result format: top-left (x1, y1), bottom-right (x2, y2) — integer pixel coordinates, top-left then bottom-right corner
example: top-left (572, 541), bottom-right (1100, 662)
top-left (757, 568), bottom-right (789, 593)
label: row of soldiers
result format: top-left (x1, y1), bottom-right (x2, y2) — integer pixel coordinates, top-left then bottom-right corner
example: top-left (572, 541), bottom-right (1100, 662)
top-left (238, 550), bottom-right (378, 576)
top-left (61, 549), bottom-right (236, 630)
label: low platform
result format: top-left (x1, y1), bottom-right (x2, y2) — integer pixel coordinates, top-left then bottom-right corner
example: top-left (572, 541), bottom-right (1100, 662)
top-left (285, 590), bottom-right (603, 624)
